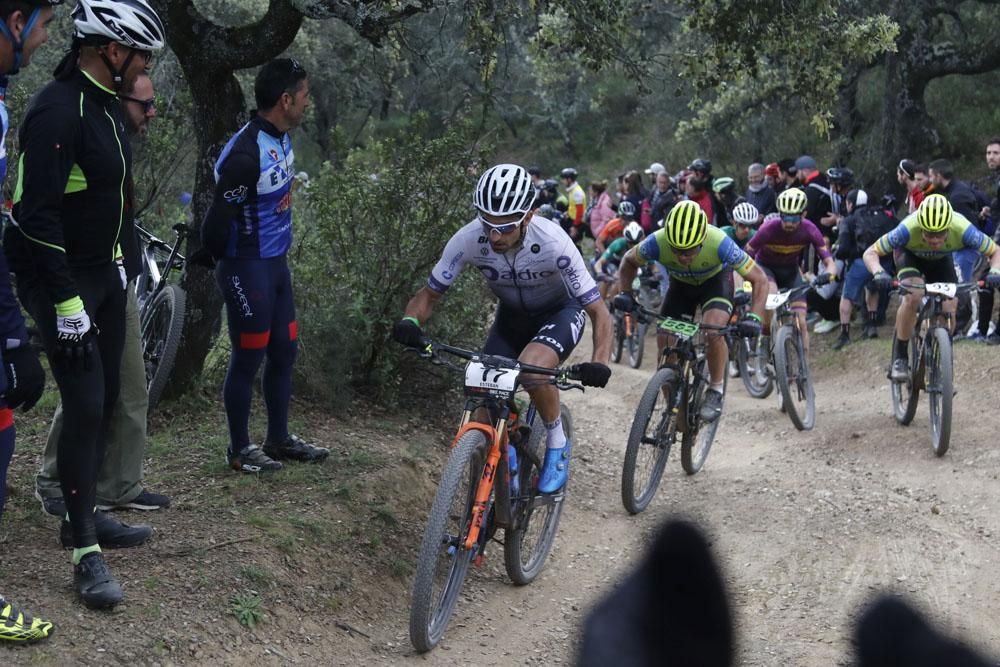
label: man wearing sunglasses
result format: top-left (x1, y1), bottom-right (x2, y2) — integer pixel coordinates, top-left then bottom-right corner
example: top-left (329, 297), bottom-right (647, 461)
top-left (864, 194), bottom-right (1000, 380)
top-left (393, 164), bottom-right (613, 494)
top-left (121, 72), bottom-right (154, 135)
top-left (615, 200), bottom-right (769, 423)
top-left (744, 188), bottom-right (838, 355)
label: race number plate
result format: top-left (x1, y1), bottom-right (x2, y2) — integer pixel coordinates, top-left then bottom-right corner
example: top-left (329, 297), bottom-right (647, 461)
top-left (465, 361), bottom-right (519, 396)
top-left (766, 292), bottom-right (791, 310)
top-left (924, 282), bottom-right (957, 298)
top-left (658, 317), bottom-right (700, 340)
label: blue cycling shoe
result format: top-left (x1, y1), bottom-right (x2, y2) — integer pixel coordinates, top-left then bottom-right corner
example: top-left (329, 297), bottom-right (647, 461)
top-left (538, 442), bottom-right (572, 494)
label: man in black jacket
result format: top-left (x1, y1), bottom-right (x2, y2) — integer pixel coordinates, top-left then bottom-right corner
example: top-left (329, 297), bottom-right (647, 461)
top-left (745, 163), bottom-right (776, 217)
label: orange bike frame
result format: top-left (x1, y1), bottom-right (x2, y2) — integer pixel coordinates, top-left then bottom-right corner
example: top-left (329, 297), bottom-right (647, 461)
top-left (451, 413), bottom-right (509, 551)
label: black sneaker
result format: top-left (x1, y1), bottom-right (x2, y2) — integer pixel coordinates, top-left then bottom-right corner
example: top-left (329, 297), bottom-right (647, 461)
top-left (890, 358), bottom-right (909, 382)
top-left (698, 389), bottom-right (724, 422)
top-left (97, 489), bottom-right (171, 512)
top-left (74, 553), bottom-right (123, 609)
top-left (263, 434), bottom-right (330, 463)
top-left (227, 444), bottom-right (283, 473)
top-left (863, 324), bottom-right (878, 339)
top-left (35, 490), bottom-right (65, 518)
top-left (832, 334), bottom-right (850, 350)
top-left (60, 511), bottom-right (153, 550)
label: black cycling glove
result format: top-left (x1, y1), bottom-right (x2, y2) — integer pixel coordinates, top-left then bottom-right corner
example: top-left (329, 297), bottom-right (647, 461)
top-left (3, 344), bottom-right (45, 410)
top-left (392, 318), bottom-right (425, 348)
top-left (574, 362), bottom-right (611, 388)
top-left (613, 292), bottom-right (637, 313)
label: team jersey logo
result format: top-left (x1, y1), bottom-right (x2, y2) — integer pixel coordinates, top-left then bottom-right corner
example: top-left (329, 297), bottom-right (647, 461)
top-left (224, 185), bottom-right (248, 204)
top-left (268, 149), bottom-right (280, 162)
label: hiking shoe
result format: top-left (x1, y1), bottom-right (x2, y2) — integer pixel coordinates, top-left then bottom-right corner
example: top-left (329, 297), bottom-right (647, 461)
top-left (0, 595), bottom-right (54, 643)
top-left (263, 434), bottom-right (329, 463)
top-left (863, 324), bottom-right (878, 339)
top-left (832, 334), bottom-right (851, 351)
top-left (813, 318), bottom-right (838, 334)
top-left (890, 359), bottom-right (910, 382)
top-left (227, 444), bottom-right (283, 473)
top-left (74, 553), bottom-right (123, 610)
top-left (963, 331), bottom-right (986, 343)
top-left (699, 389), bottom-right (724, 422)
top-left (97, 489), bottom-right (171, 512)
top-left (986, 333), bottom-right (1000, 346)
top-left (538, 442), bottom-right (571, 495)
top-left (60, 511), bottom-right (152, 550)
top-left (34, 490), bottom-right (65, 518)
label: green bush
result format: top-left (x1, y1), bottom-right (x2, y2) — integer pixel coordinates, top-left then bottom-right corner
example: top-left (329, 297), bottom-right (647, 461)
top-left (291, 116), bottom-right (496, 404)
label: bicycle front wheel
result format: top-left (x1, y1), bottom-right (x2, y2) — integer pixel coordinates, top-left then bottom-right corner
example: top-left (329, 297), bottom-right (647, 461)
top-left (504, 404), bottom-right (571, 585)
top-left (628, 319), bottom-right (646, 369)
top-left (611, 313), bottom-right (624, 363)
top-left (774, 325), bottom-right (815, 431)
top-left (926, 327), bottom-right (953, 457)
top-left (737, 335), bottom-right (773, 399)
top-left (621, 367), bottom-right (679, 514)
top-left (890, 331), bottom-right (920, 425)
top-left (681, 358), bottom-right (726, 474)
top-left (410, 430), bottom-right (489, 652)
top-left (140, 284), bottom-right (185, 411)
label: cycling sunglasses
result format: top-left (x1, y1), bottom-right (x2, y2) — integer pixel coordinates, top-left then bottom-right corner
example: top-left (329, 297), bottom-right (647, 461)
top-left (478, 210), bottom-right (528, 235)
top-left (122, 95), bottom-right (155, 114)
top-left (670, 244), bottom-right (703, 257)
top-left (780, 213), bottom-right (802, 224)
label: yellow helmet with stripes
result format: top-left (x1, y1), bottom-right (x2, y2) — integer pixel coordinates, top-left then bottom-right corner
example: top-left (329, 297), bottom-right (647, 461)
top-left (917, 193), bottom-right (952, 232)
top-left (665, 200), bottom-right (708, 250)
top-left (776, 187), bottom-right (808, 215)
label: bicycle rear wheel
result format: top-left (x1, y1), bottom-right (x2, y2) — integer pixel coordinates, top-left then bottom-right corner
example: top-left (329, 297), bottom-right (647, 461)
top-left (737, 335), bottom-right (773, 398)
top-left (621, 367), bottom-right (679, 514)
top-left (926, 327), bottom-right (953, 457)
top-left (628, 318), bottom-right (646, 369)
top-left (890, 331), bottom-right (920, 425)
top-left (681, 358), bottom-right (726, 474)
top-left (774, 325), bottom-right (815, 431)
top-left (140, 284), bottom-right (185, 411)
top-left (504, 404), bottom-right (571, 585)
top-left (410, 430), bottom-right (489, 652)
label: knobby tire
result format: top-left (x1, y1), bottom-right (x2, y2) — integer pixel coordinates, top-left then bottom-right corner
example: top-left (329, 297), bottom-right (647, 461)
top-left (681, 358), bottom-right (725, 474)
top-left (621, 367), bottom-right (678, 514)
top-left (140, 284), bottom-right (185, 411)
top-left (927, 327), bottom-right (953, 457)
top-left (774, 325), bottom-right (815, 431)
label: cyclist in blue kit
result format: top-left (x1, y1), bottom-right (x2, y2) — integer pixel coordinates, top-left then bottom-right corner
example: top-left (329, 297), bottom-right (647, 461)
top-left (199, 58), bottom-right (329, 472)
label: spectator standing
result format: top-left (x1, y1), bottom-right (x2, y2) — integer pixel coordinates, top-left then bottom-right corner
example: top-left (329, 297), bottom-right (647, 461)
top-left (200, 59), bottom-right (330, 473)
top-left (973, 137), bottom-right (1000, 343)
top-left (588, 180), bottom-right (615, 240)
top-left (795, 155), bottom-right (834, 242)
top-left (777, 158), bottom-right (797, 192)
top-left (621, 170), bottom-right (647, 215)
top-left (646, 170), bottom-right (678, 231)
top-left (35, 72), bottom-right (170, 520)
top-left (897, 159), bottom-right (923, 213)
top-left (745, 163), bottom-right (777, 217)
top-left (686, 158), bottom-right (726, 226)
top-left (764, 162), bottom-right (782, 193)
top-left (561, 167), bottom-right (587, 241)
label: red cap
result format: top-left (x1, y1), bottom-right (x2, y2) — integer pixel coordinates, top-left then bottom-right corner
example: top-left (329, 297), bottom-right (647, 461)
top-left (764, 163), bottom-right (780, 177)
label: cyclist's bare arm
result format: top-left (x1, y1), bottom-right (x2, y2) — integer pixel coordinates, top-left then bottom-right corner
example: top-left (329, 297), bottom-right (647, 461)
top-left (585, 298), bottom-right (613, 365)
top-left (862, 243), bottom-right (884, 276)
top-left (617, 247), bottom-right (642, 296)
top-left (744, 264), bottom-right (770, 321)
top-left (403, 287), bottom-right (442, 325)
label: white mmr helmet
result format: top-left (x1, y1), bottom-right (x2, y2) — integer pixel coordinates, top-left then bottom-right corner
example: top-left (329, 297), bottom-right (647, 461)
top-left (732, 201), bottom-right (760, 225)
top-left (623, 221), bottom-right (644, 243)
top-left (73, 0), bottom-right (166, 50)
top-left (474, 164), bottom-right (536, 217)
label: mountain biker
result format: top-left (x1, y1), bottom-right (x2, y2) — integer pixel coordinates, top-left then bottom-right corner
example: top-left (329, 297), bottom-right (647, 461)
top-left (863, 194), bottom-right (1000, 381)
top-left (614, 200), bottom-right (769, 422)
top-left (595, 221), bottom-right (644, 301)
top-left (721, 202), bottom-right (760, 250)
top-left (3, 0), bottom-right (165, 610)
top-left (199, 59), bottom-right (330, 473)
top-left (0, 0), bottom-right (60, 641)
top-left (744, 188), bottom-right (838, 355)
top-left (595, 200), bottom-right (635, 254)
top-left (561, 167), bottom-right (587, 241)
top-left (392, 164), bottom-right (613, 494)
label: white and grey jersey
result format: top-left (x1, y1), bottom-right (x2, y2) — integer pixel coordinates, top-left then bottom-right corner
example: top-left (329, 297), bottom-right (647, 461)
top-left (427, 216), bottom-right (600, 315)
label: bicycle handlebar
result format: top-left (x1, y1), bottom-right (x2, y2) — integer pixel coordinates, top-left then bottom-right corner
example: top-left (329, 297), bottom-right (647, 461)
top-left (893, 280), bottom-right (982, 295)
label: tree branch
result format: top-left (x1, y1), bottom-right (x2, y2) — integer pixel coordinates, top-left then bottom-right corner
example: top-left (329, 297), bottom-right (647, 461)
top-left (290, 0), bottom-right (441, 45)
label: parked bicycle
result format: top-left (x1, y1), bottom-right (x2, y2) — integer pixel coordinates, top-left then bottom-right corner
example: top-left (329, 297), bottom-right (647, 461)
top-left (621, 309), bottom-right (734, 514)
top-left (135, 223), bottom-right (189, 411)
top-left (889, 281), bottom-right (978, 457)
top-left (407, 339), bottom-right (584, 652)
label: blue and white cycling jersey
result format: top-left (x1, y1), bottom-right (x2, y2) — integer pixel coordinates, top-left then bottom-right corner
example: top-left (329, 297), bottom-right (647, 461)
top-left (214, 116), bottom-right (295, 259)
top-left (428, 216), bottom-right (600, 316)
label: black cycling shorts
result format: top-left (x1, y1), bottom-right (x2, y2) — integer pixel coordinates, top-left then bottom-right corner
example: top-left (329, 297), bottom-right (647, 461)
top-left (894, 249), bottom-right (958, 284)
top-left (660, 270), bottom-right (733, 320)
top-left (484, 303), bottom-right (586, 362)
top-left (760, 263), bottom-right (807, 307)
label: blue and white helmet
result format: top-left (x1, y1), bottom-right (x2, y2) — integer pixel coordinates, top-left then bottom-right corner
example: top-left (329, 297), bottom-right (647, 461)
top-left (474, 164), bottom-right (536, 217)
top-left (72, 0), bottom-right (165, 50)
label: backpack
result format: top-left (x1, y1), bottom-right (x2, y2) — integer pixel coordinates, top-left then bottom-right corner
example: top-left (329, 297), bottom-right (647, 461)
top-left (854, 207), bottom-right (897, 250)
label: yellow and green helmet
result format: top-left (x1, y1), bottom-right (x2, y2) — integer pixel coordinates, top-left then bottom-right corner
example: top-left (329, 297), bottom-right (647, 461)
top-left (665, 200), bottom-right (708, 250)
top-left (917, 193), bottom-right (952, 232)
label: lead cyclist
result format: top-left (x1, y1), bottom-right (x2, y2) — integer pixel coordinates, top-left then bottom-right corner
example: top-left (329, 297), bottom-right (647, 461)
top-left (392, 164), bottom-right (614, 494)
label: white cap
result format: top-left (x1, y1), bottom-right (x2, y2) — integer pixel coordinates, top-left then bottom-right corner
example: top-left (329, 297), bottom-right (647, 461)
top-left (645, 162), bottom-right (666, 176)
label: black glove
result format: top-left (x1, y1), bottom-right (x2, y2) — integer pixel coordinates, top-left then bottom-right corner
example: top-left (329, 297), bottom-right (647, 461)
top-left (871, 271), bottom-right (892, 290)
top-left (985, 270), bottom-right (1000, 289)
top-left (732, 290), bottom-right (751, 307)
top-left (187, 247), bottom-right (217, 270)
top-left (815, 272), bottom-right (833, 286)
top-left (2, 345), bottom-right (45, 410)
top-left (574, 362), bottom-right (611, 388)
top-left (613, 292), bottom-right (637, 313)
top-left (392, 318), bottom-right (425, 348)
top-left (736, 315), bottom-right (762, 339)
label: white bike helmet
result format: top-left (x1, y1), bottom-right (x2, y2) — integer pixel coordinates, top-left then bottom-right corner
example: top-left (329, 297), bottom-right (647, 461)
top-left (623, 221), bottom-right (644, 243)
top-left (732, 201), bottom-right (760, 225)
top-left (473, 164), bottom-right (536, 217)
top-left (72, 0), bottom-right (165, 50)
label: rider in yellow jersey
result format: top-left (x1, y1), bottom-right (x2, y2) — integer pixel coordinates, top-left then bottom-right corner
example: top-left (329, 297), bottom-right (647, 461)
top-left (864, 193), bottom-right (1000, 380)
top-left (561, 167), bottom-right (587, 241)
top-left (615, 201), bottom-right (769, 421)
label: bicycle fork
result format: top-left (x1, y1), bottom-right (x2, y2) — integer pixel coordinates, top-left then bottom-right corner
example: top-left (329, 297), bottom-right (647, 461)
top-left (464, 420), bottom-right (507, 552)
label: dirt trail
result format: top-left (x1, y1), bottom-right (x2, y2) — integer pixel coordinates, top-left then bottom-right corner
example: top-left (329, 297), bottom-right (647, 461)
top-left (369, 333), bottom-right (1000, 665)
